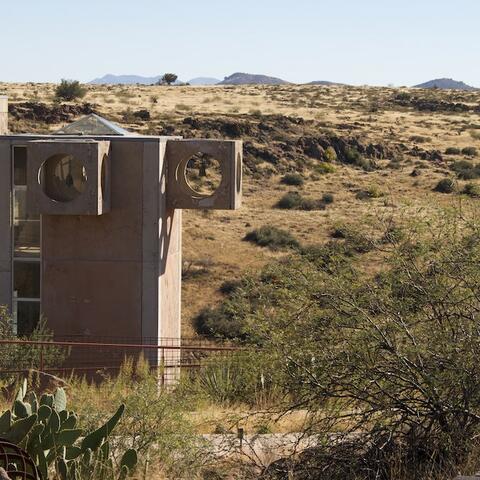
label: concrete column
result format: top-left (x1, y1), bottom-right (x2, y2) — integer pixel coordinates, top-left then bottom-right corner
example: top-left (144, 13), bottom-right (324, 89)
top-left (0, 97), bottom-right (7, 135)
top-left (0, 140), bottom-right (12, 311)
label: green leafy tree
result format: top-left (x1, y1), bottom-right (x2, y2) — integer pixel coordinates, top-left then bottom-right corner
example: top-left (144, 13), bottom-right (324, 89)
top-left (55, 79), bottom-right (87, 101)
top-left (160, 73), bottom-right (178, 86)
top-left (242, 210), bottom-right (480, 477)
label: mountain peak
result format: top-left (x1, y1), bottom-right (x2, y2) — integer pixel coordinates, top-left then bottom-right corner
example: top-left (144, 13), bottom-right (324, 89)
top-left (218, 72), bottom-right (289, 85)
top-left (413, 78), bottom-right (476, 91)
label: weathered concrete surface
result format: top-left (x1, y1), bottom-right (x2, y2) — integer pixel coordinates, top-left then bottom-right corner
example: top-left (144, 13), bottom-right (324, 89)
top-left (0, 140), bottom-right (11, 309)
top-left (202, 433), bottom-right (322, 466)
top-left (166, 139), bottom-right (242, 210)
top-left (0, 97), bottom-right (8, 135)
top-left (27, 139), bottom-right (110, 216)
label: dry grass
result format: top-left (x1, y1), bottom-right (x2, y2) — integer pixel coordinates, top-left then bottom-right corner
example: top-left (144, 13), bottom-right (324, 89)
top-left (1, 82), bottom-right (479, 335)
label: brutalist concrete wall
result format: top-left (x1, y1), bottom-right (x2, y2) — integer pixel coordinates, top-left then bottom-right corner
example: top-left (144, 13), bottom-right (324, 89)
top-left (0, 139), bottom-right (12, 310)
top-left (41, 138), bottom-right (181, 354)
top-left (0, 97), bottom-right (7, 135)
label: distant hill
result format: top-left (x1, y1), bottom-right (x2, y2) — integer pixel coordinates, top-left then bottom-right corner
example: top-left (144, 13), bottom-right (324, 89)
top-left (307, 80), bottom-right (346, 86)
top-left (187, 77), bottom-right (221, 85)
top-left (413, 78), bottom-right (476, 91)
top-left (218, 72), bottom-right (290, 85)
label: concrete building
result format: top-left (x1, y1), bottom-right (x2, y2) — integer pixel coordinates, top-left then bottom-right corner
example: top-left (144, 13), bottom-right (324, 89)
top-left (0, 100), bottom-right (242, 365)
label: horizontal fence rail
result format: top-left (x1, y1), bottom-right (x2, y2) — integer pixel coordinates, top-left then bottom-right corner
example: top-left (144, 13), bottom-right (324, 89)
top-left (0, 337), bottom-right (243, 384)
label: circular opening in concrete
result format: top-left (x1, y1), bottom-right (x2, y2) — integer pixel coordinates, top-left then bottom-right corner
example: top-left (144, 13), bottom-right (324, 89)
top-left (185, 153), bottom-right (222, 197)
top-left (39, 154), bottom-right (88, 202)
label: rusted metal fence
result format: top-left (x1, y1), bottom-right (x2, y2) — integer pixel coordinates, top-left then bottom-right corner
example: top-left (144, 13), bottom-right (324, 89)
top-left (0, 337), bottom-right (240, 384)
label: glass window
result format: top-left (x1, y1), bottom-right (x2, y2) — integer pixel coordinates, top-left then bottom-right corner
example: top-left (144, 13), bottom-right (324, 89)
top-left (14, 261), bottom-right (40, 298)
top-left (16, 302), bottom-right (40, 336)
top-left (13, 189), bottom-right (40, 221)
top-left (13, 222), bottom-right (41, 257)
top-left (13, 147), bottom-right (27, 186)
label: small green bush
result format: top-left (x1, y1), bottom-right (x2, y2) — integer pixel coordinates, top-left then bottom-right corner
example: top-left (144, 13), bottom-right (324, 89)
top-left (244, 225), bottom-right (299, 250)
top-left (321, 193), bottom-right (334, 204)
top-left (344, 147), bottom-right (363, 165)
top-left (410, 135), bottom-right (431, 143)
top-left (343, 147), bottom-right (376, 171)
top-left (356, 185), bottom-right (384, 200)
top-left (219, 279), bottom-right (242, 295)
top-left (450, 160), bottom-right (480, 180)
top-left (313, 162), bottom-right (336, 174)
top-left (281, 173), bottom-right (304, 186)
top-left (462, 146), bottom-right (478, 157)
top-left (445, 147), bottom-right (461, 155)
top-left (463, 182), bottom-right (480, 197)
top-left (276, 192), bottom-right (325, 211)
top-left (276, 192), bottom-right (303, 209)
top-left (434, 178), bottom-right (456, 193)
top-left (194, 306), bottom-right (246, 339)
top-left (324, 146), bottom-right (337, 163)
top-left (394, 91), bottom-right (411, 101)
top-left (55, 79), bottom-right (87, 101)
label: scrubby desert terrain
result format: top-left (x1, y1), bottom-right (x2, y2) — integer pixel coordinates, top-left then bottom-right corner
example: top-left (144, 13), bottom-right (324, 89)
top-left (2, 82), bottom-right (479, 335)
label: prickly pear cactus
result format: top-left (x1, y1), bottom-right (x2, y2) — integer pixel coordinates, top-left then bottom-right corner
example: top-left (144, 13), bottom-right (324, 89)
top-left (0, 380), bottom-right (137, 480)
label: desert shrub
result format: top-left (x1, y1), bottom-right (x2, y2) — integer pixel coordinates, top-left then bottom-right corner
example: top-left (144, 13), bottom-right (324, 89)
top-left (244, 225), bottom-right (299, 250)
top-left (0, 307), bottom-right (68, 380)
top-left (219, 279), bottom-right (243, 295)
top-left (463, 182), bottom-right (480, 197)
top-left (70, 358), bottom-right (205, 478)
top-left (344, 147), bottom-right (362, 165)
top-left (356, 185), bottom-right (384, 200)
top-left (410, 135), bottom-right (431, 143)
top-left (321, 193), bottom-right (334, 204)
top-left (324, 146), bottom-right (337, 162)
top-left (313, 162), bottom-right (336, 174)
top-left (329, 224), bottom-right (374, 254)
top-left (343, 147), bottom-right (376, 171)
top-left (133, 109), bottom-right (150, 120)
top-left (281, 173), bottom-right (304, 186)
top-left (194, 304), bottom-right (247, 340)
top-left (55, 79), bottom-right (86, 101)
top-left (299, 198), bottom-right (326, 211)
top-left (434, 178), bottom-right (456, 193)
top-left (445, 147), bottom-right (461, 155)
top-left (245, 210), bottom-right (480, 478)
top-left (186, 350), bottom-right (283, 407)
top-left (394, 91), bottom-right (411, 101)
top-left (450, 160), bottom-right (480, 180)
top-left (462, 146), bottom-right (478, 157)
top-left (276, 192), bottom-right (303, 209)
top-left (276, 192), bottom-right (325, 210)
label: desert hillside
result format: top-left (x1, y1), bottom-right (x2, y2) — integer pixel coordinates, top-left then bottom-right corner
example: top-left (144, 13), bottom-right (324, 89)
top-left (2, 82), bottom-right (480, 335)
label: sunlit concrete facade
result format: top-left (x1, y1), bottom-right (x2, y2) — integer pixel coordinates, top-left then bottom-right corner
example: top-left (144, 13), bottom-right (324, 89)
top-left (0, 101), bottom-right (242, 364)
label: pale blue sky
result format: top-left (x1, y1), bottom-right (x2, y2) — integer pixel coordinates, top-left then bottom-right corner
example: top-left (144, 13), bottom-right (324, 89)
top-left (1, 0), bottom-right (479, 86)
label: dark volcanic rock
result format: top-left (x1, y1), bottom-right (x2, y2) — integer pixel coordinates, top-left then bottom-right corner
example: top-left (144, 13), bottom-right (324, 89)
top-left (9, 102), bottom-right (96, 124)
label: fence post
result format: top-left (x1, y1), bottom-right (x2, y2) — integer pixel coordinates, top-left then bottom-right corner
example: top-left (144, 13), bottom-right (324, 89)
top-left (160, 347), bottom-right (165, 386)
top-left (39, 344), bottom-right (44, 372)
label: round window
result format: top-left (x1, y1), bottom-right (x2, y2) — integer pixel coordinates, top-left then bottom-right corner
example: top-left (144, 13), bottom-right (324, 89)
top-left (185, 153), bottom-right (222, 197)
top-left (39, 154), bottom-right (88, 202)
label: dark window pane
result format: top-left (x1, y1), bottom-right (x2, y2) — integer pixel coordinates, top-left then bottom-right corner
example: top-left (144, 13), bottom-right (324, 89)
top-left (14, 190), bottom-right (39, 221)
top-left (14, 221), bottom-right (40, 257)
top-left (16, 302), bottom-right (40, 336)
top-left (14, 261), bottom-right (40, 298)
top-left (13, 147), bottom-right (27, 186)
